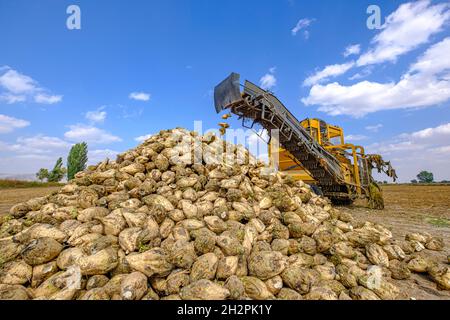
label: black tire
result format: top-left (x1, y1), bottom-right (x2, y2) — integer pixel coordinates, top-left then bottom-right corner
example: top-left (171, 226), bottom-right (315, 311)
top-left (331, 197), bottom-right (354, 206)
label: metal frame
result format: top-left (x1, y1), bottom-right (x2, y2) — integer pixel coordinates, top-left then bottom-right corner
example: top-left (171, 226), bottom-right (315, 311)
top-left (214, 73), bottom-right (357, 201)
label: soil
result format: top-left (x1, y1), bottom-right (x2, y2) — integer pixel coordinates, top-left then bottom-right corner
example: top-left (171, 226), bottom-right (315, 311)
top-left (0, 186), bottom-right (61, 216)
top-left (342, 184), bottom-right (450, 300)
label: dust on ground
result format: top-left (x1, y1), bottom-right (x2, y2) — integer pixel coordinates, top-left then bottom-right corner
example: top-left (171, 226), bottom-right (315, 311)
top-left (341, 184), bottom-right (450, 300)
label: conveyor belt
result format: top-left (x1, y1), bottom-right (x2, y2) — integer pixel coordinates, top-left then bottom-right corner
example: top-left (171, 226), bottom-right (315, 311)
top-left (214, 73), bottom-right (352, 201)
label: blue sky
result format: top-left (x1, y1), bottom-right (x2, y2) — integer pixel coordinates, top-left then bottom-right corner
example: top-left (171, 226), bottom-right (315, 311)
top-left (1, 0), bottom-right (449, 182)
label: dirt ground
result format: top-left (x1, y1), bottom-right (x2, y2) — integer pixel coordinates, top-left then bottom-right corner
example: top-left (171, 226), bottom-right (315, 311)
top-left (0, 187), bottom-right (61, 216)
top-left (341, 184), bottom-right (450, 300)
top-left (0, 184), bottom-right (449, 300)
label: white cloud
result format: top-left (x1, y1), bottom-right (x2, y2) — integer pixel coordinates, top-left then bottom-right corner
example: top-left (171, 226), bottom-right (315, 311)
top-left (365, 124), bottom-right (383, 132)
top-left (14, 135), bottom-right (71, 153)
top-left (0, 135), bottom-right (71, 175)
top-left (409, 37), bottom-right (450, 75)
top-left (291, 18), bottom-right (314, 38)
top-left (302, 75), bottom-right (450, 117)
top-left (34, 93), bottom-right (62, 104)
top-left (135, 133), bottom-right (154, 142)
top-left (302, 1), bottom-right (450, 92)
top-left (345, 134), bottom-right (368, 142)
top-left (64, 124), bottom-right (122, 144)
top-left (129, 92), bottom-right (151, 101)
top-left (14, 154), bottom-right (54, 160)
top-left (430, 145), bottom-right (450, 155)
top-left (0, 114), bottom-right (30, 133)
top-left (343, 44), bottom-right (361, 57)
top-left (260, 74), bottom-right (276, 90)
top-left (0, 69), bottom-right (36, 94)
top-left (88, 149), bottom-right (119, 164)
top-left (0, 156), bottom-right (54, 176)
top-left (367, 122), bottom-right (450, 181)
top-left (0, 135), bottom-right (71, 156)
top-left (302, 37), bottom-right (450, 117)
top-left (348, 67), bottom-right (373, 80)
top-left (303, 62), bottom-right (355, 86)
top-left (85, 108), bottom-right (107, 123)
top-left (357, 0), bottom-right (450, 67)
top-left (0, 94), bottom-right (26, 104)
top-left (260, 67), bottom-right (277, 90)
top-left (409, 122), bottom-right (450, 142)
top-left (0, 67), bottom-right (62, 105)
top-left (0, 134), bottom-right (123, 175)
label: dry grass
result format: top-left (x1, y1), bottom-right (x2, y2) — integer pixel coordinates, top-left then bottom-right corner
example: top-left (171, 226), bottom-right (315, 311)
top-left (425, 217), bottom-right (450, 228)
top-left (0, 179), bottom-right (63, 190)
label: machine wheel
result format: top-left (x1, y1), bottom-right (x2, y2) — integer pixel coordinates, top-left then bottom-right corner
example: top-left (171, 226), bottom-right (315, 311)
top-left (331, 197), bottom-right (354, 206)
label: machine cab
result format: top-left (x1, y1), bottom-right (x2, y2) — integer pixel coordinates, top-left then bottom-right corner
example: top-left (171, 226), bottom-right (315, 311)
top-left (300, 118), bottom-right (344, 146)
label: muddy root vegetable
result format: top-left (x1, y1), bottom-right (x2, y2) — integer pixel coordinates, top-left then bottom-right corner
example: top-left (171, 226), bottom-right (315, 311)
top-left (2, 127), bottom-right (447, 300)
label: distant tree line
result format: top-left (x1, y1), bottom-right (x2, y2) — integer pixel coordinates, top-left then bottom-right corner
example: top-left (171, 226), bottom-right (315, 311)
top-left (410, 171), bottom-right (448, 184)
top-left (377, 170), bottom-right (448, 184)
top-left (36, 142), bottom-right (88, 183)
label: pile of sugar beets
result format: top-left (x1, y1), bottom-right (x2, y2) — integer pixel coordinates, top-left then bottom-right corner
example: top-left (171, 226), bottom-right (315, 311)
top-left (0, 128), bottom-right (449, 300)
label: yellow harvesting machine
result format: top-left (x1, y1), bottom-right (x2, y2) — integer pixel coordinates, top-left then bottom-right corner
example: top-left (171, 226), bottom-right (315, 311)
top-left (214, 73), bottom-right (397, 209)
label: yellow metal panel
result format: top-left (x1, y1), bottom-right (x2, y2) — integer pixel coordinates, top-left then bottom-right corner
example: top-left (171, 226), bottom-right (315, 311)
top-left (271, 117), bottom-right (367, 197)
top-left (269, 147), bottom-right (316, 183)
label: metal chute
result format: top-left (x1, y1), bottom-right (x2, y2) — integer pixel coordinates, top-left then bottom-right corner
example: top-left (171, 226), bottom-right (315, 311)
top-left (213, 72), bottom-right (397, 207)
top-left (213, 72), bottom-right (346, 196)
top-left (214, 73), bottom-right (241, 113)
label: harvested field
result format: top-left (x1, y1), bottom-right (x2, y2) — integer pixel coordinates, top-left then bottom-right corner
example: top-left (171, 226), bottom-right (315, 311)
top-left (342, 184), bottom-right (450, 300)
top-left (0, 187), bottom-right (61, 217)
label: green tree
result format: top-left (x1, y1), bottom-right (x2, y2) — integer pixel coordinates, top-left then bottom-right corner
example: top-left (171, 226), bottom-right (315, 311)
top-left (416, 171), bottom-right (434, 184)
top-left (48, 157), bottom-right (66, 182)
top-left (67, 142), bottom-right (88, 180)
top-left (36, 168), bottom-right (49, 182)
top-left (411, 179), bottom-right (418, 184)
